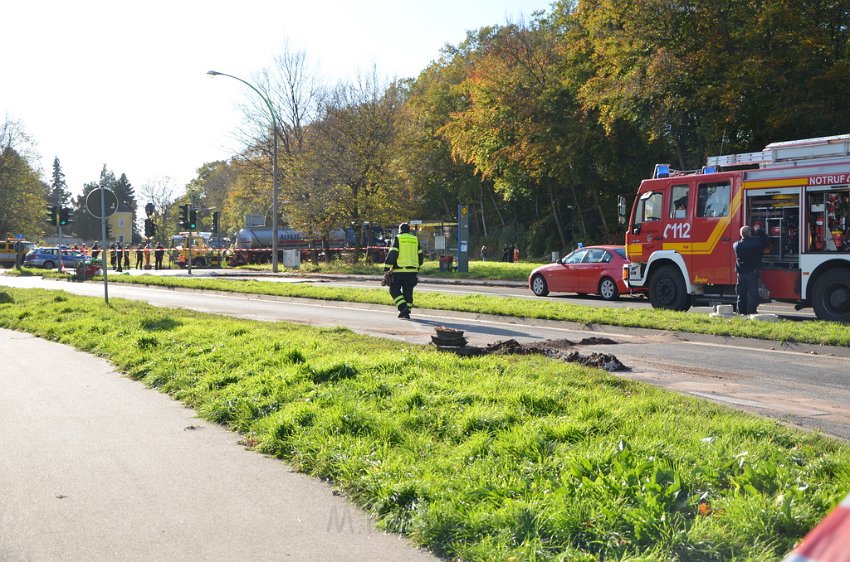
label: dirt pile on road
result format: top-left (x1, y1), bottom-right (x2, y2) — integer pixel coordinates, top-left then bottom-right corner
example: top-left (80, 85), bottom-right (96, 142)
top-left (435, 336), bottom-right (627, 371)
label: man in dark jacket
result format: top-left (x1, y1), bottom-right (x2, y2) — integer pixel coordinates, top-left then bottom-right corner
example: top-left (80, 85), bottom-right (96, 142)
top-left (733, 225), bottom-right (770, 315)
top-left (383, 223), bottom-right (424, 319)
top-left (154, 243), bottom-right (165, 270)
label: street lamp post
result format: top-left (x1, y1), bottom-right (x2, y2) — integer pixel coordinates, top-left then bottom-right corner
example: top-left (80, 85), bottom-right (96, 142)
top-left (207, 70), bottom-right (280, 272)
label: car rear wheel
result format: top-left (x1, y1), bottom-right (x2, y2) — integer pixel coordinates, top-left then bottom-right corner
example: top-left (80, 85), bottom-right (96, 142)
top-left (42, 260), bottom-right (55, 269)
top-left (598, 277), bottom-right (620, 301)
top-left (530, 274), bottom-right (549, 297)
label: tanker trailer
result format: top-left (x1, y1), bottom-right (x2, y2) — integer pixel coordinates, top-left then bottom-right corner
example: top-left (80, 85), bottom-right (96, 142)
top-left (229, 227), bottom-right (348, 265)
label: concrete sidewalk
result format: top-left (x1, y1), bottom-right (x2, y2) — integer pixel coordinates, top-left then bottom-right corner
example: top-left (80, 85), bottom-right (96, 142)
top-left (0, 328), bottom-right (436, 561)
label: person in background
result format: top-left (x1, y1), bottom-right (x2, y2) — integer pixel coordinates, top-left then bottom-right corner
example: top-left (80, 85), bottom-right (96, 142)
top-left (91, 242), bottom-right (99, 260)
top-left (109, 243), bottom-right (116, 269)
top-left (114, 243), bottom-right (123, 272)
top-left (733, 225), bottom-right (769, 315)
top-left (123, 243), bottom-right (131, 270)
top-left (513, 245), bottom-right (520, 263)
top-left (480, 245), bottom-right (488, 261)
top-left (135, 244), bottom-right (144, 269)
top-left (382, 222), bottom-right (424, 319)
top-left (154, 243), bottom-right (165, 270)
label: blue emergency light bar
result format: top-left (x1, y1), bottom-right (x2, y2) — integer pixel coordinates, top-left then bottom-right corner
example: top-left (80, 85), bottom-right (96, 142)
top-left (653, 164), bottom-right (670, 178)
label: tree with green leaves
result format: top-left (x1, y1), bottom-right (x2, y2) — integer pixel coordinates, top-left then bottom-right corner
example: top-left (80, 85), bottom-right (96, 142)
top-left (0, 146), bottom-right (48, 241)
top-left (0, 118), bottom-right (49, 240)
top-left (308, 71), bottom-right (411, 252)
top-left (561, 0), bottom-right (850, 166)
top-left (402, 46), bottom-right (494, 236)
top-left (50, 157), bottom-right (70, 207)
top-left (138, 176), bottom-right (180, 245)
top-left (439, 21), bottom-right (580, 250)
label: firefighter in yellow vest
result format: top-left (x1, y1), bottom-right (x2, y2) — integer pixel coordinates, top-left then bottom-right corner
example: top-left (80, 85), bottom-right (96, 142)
top-left (383, 222), bottom-right (424, 319)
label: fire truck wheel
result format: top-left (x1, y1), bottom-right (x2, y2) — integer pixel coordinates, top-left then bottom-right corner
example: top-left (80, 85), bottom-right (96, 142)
top-left (648, 265), bottom-right (690, 311)
top-left (811, 268), bottom-right (850, 322)
top-left (598, 277), bottom-right (620, 301)
top-left (530, 274), bottom-right (549, 297)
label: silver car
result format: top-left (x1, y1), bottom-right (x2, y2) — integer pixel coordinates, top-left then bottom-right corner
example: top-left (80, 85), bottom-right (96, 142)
top-left (23, 247), bottom-right (87, 270)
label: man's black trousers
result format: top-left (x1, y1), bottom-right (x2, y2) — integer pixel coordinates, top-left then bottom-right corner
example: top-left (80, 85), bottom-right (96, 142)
top-left (389, 272), bottom-right (418, 312)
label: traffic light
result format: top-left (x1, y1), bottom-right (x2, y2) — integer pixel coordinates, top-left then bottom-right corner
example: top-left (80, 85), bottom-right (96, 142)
top-left (212, 211), bottom-right (220, 234)
top-left (179, 204), bottom-right (189, 229)
top-left (46, 205), bottom-right (58, 226)
top-left (144, 218), bottom-right (156, 237)
top-left (189, 210), bottom-right (197, 230)
top-left (58, 207), bottom-right (73, 226)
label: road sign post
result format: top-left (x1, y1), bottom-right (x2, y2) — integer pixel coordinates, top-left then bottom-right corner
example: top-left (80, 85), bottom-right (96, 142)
top-left (86, 188), bottom-right (119, 304)
top-left (457, 204), bottom-right (470, 273)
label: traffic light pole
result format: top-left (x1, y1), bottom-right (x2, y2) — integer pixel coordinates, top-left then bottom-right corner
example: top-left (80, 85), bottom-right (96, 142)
top-left (58, 224), bottom-right (63, 272)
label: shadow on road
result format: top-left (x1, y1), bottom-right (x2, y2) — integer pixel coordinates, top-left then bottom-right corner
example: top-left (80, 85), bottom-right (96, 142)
top-left (408, 317), bottom-right (535, 339)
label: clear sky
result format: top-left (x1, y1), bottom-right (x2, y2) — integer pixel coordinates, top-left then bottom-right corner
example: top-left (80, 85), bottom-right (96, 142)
top-left (4, 0), bottom-right (552, 200)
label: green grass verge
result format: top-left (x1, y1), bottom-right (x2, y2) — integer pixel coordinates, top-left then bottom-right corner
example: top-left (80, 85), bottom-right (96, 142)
top-left (1, 287), bottom-right (849, 561)
top-left (100, 273), bottom-right (850, 347)
top-left (236, 259), bottom-right (538, 281)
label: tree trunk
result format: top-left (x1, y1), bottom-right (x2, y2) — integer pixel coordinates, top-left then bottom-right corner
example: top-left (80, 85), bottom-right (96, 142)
top-left (487, 182), bottom-right (506, 227)
top-left (479, 182), bottom-right (488, 237)
top-left (547, 181), bottom-right (567, 249)
top-left (443, 199), bottom-right (453, 220)
top-left (568, 184), bottom-right (590, 244)
top-left (591, 186), bottom-right (609, 235)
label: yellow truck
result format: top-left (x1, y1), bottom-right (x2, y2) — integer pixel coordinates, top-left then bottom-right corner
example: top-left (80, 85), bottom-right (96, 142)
top-left (171, 232), bottom-right (224, 268)
top-left (0, 238), bottom-right (35, 268)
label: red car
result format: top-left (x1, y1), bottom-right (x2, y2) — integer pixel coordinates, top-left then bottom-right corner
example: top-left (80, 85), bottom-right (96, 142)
top-left (528, 245), bottom-right (630, 300)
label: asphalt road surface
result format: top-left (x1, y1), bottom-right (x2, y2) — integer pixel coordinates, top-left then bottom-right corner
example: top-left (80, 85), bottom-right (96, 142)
top-left (1, 272), bottom-right (848, 442)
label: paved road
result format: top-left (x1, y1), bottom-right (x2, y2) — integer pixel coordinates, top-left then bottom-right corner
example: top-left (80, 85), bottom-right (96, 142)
top-left (0, 328), bottom-right (436, 561)
top-left (1, 273), bottom-right (848, 442)
top-left (121, 267), bottom-right (820, 320)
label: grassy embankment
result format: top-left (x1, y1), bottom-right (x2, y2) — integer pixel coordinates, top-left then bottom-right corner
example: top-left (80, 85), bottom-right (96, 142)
top-left (2, 287), bottom-right (849, 561)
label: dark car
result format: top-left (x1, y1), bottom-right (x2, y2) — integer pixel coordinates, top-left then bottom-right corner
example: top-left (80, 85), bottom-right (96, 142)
top-left (23, 247), bottom-right (87, 270)
top-left (528, 245), bottom-right (630, 301)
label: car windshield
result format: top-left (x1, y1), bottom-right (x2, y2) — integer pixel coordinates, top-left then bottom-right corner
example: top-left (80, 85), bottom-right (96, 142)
top-left (563, 249), bottom-right (588, 264)
top-left (583, 248), bottom-right (606, 263)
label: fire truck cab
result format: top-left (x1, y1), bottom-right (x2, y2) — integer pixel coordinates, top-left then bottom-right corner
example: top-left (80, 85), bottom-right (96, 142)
top-left (622, 134), bottom-right (850, 322)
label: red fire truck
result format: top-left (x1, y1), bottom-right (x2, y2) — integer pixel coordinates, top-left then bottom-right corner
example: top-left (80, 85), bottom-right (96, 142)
top-left (620, 134), bottom-right (850, 322)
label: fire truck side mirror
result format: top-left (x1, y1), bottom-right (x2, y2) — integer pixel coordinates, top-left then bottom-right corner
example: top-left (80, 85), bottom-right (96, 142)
top-left (617, 196), bottom-right (627, 225)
